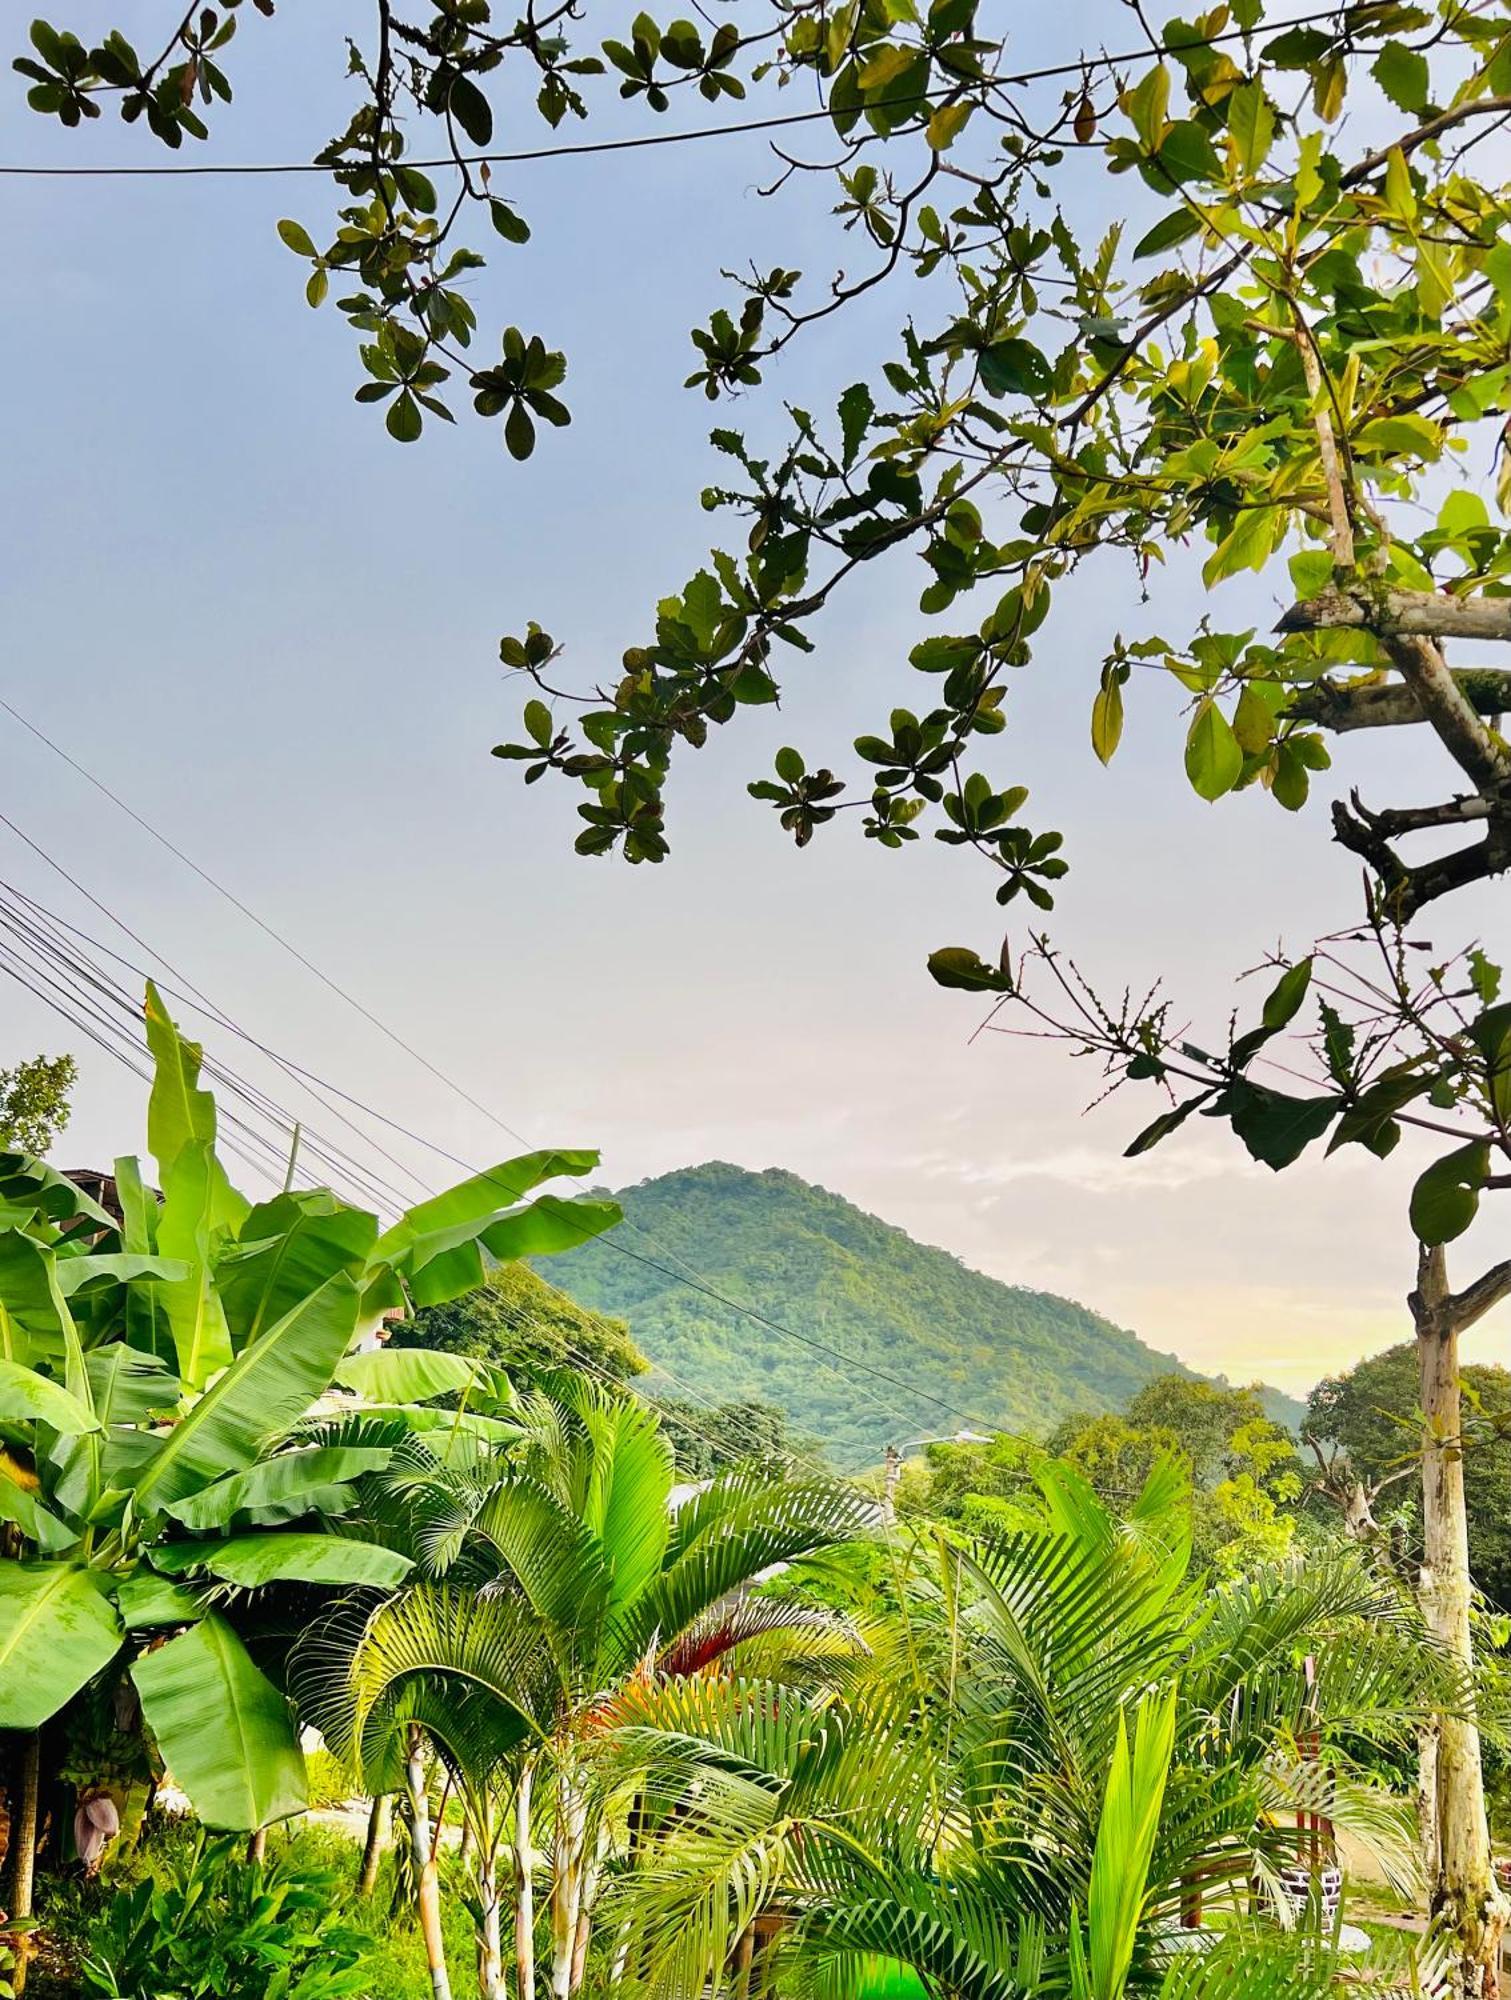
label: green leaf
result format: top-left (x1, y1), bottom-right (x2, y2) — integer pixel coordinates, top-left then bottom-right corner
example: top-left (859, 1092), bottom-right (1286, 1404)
top-left (1183, 700), bottom-right (1242, 801)
top-left (1091, 678), bottom-right (1124, 764)
top-left (1410, 1141), bottom-right (1489, 1246)
top-left (131, 1614), bottom-right (307, 1829)
top-left (152, 1533), bottom-right (414, 1589)
top-left (156, 1144), bottom-right (235, 1389)
top-left (162, 1445), bottom-right (394, 1529)
top-left (1154, 119), bottom-right (1220, 184)
top-left (927, 947), bottom-right (1012, 993)
top-left (0, 1562), bottom-right (121, 1728)
top-left (276, 218), bottom-right (318, 258)
top-left (0, 1358), bottom-right (99, 1433)
top-left (1124, 1093), bottom-right (1209, 1157)
top-left (116, 1571), bottom-right (204, 1630)
top-left (1125, 62), bottom-right (1170, 149)
top-left (1202, 505), bottom-right (1278, 585)
top-left (1225, 1082), bottom-right (1339, 1169)
top-left (332, 1347), bottom-right (481, 1404)
top-left (216, 1191), bottom-right (377, 1350)
top-left (925, 99), bottom-right (971, 150)
top-left (978, 339), bottom-right (1052, 399)
top-left (1132, 208), bottom-right (1201, 259)
top-left (132, 1273), bottom-right (360, 1515)
top-left (1261, 957), bottom-right (1313, 1031)
top-left (1227, 81), bottom-right (1274, 173)
top-left (838, 382), bottom-right (874, 469)
top-left (489, 198), bottom-right (531, 245)
top-left (374, 1150), bottom-right (598, 1263)
top-left (1371, 40), bottom-right (1430, 114)
top-left (0, 1230), bottom-right (92, 1410)
top-left (387, 390), bottom-right (423, 443)
top-left (144, 981), bottom-right (222, 1186)
top-left (1088, 1688), bottom-right (1177, 2000)
top-left (505, 400), bottom-right (536, 460)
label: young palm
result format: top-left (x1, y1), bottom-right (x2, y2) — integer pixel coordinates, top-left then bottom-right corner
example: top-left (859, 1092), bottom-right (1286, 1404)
top-left (297, 1373), bottom-right (873, 2000)
top-left (600, 1455), bottom-right (1447, 2000)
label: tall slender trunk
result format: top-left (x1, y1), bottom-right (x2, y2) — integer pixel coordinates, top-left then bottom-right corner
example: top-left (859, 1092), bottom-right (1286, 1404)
top-left (407, 1729), bottom-right (453, 2000)
top-left (8, 1731), bottom-right (39, 1998)
top-left (514, 1760), bottom-right (535, 2000)
top-left (549, 1769), bottom-right (587, 2000)
top-left (569, 1827), bottom-right (608, 1994)
top-left (247, 1827), bottom-right (267, 1864)
top-left (477, 1845), bottom-right (506, 2000)
top-left (1418, 1720), bottom-right (1442, 1895)
top-left (358, 1794), bottom-right (392, 1898)
top-left (1416, 1245), bottom-right (1506, 1998)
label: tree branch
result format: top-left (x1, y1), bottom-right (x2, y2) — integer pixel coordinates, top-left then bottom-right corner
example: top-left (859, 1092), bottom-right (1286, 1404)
top-left (1447, 1260), bottom-right (1511, 1335)
top-left (1288, 673), bottom-right (1511, 733)
top-left (1278, 585), bottom-right (1511, 647)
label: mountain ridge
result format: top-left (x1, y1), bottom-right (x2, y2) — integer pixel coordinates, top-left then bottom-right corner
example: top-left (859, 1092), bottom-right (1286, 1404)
top-left (540, 1161), bottom-right (1304, 1465)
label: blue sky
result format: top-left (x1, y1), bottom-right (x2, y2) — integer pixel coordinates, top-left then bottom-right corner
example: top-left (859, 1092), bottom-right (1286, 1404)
top-left (2, 2), bottom-right (1505, 1399)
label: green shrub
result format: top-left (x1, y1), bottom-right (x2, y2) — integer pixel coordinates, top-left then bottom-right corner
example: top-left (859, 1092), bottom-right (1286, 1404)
top-left (78, 1832), bottom-right (374, 2000)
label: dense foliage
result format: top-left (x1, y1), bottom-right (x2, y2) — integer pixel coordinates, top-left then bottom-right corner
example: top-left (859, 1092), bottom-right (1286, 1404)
top-left (541, 1162), bottom-right (1297, 1465)
top-left (0, 1054), bottom-right (75, 1159)
top-left (903, 1372), bottom-right (1304, 1571)
top-left (392, 1262), bottom-right (645, 1388)
top-left (1306, 1341), bottom-right (1511, 1609)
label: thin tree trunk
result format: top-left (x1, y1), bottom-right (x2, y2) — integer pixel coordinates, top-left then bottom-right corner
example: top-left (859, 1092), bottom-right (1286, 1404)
top-left (514, 1761), bottom-right (535, 2000)
top-left (1416, 1245), bottom-right (1507, 1997)
top-left (358, 1794), bottom-right (392, 1898)
top-left (407, 1729), bottom-right (453, 2000)
top-left (478, 1846), bottom-right (506, 2000)
top-left (9, 1731), bottom-right (39, 1998)
top-left (1419, 1719), bottom-right (1442, 1894)
top-left (733, 1926), bottom-right (755, 2000)
top-left (549, 1770), bottom-right (586, 2000)
top-left (247, 1827), bottom-right (267, 1864)
top-left (569, 1827), bottom-right (608, 1994)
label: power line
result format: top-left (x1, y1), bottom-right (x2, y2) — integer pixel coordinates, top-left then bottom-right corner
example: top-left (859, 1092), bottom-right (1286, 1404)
top-left (0, 865), bottom-right (899, 1469)
top-left (0, 10), bottom-right (1353, 181)
top-left (2, 882), bottom-right (862, 1477)
top-left (0, 716), bottom-right (1017, 1448)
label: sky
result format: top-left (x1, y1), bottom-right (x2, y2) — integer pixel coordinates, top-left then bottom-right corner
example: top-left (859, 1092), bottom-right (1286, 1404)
top-left (1, 2), bottom-right (1506, 1405)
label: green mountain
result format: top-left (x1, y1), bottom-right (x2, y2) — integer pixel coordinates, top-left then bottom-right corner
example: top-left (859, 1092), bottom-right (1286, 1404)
top-left (541, 1163), bottom-right (1300, 1468)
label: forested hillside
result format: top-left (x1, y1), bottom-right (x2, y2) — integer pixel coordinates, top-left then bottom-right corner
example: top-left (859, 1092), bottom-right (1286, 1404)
top-left (540, 1163), bottom-right (1278, 1466)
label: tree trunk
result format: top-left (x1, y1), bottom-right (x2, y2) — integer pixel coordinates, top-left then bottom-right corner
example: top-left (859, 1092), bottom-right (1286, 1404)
top-left (407, 1730), bottom-right (453, 2000)
top-left (358, 1794), bottom-right (392, 1898)
top-left (8, 1731), bottom-right (39, 1998)
top-left (1415, 1245), bottom-right (1507, 1997)
top-left (514, 1760), bottom-right (535, 2000)
top-left (549, 1769), bottom-right (586, 2000)
top-left (569, 1827), bottom-right (608, 1994)
top-left (247, 1827), bottom-right (267, 1864)
top-left (478, 1847), bottom-right (506, 2000)
top-left (1419, 1719), bottom-right (1442, 1894)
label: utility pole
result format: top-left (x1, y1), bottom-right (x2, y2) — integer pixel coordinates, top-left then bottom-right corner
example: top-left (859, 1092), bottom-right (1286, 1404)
top-left (882, 1430), bottom-right (990, 1526)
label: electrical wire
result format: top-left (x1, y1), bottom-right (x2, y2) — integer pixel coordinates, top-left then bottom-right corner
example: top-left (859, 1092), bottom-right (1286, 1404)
top-left (0, 872), bottom-right (890, 1472)
top-left (0, 8), bottom-right (1356, 181)
top-left (0, 709), bottom-right (1025, 1448)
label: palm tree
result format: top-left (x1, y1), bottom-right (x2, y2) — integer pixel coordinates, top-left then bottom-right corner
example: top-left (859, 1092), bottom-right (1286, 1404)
top-left (296, 1373), bottom-right (873, 2000)
top-left (598, 1455), bottom-right (1449, 2000)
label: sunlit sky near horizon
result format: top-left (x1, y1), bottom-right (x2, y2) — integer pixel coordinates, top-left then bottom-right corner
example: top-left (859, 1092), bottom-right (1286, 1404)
top-left (2, 1), bottom-right (1506, 1405)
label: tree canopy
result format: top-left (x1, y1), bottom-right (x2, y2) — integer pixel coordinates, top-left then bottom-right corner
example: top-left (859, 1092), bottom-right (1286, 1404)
top-left (0, 1051), bottom-right (76, 1156)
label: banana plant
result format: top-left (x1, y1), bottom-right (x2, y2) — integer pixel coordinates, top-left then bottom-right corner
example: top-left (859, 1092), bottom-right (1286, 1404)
top-left (0, 983), bottom-right (619, 1844)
